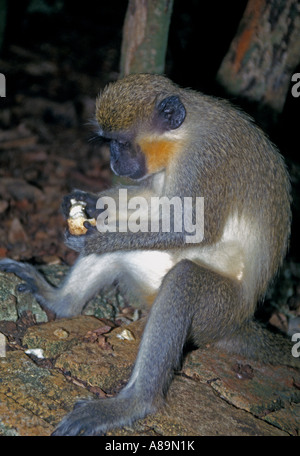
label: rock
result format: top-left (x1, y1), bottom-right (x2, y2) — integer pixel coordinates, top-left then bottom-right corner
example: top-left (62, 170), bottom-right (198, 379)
top-left (0, 393), bottom-right (52, 436)
top-left (264, 404), bottom-right (300, 435)
top-left (135, 376), bottom-right (287, 436)
top-left (183, 346), bottom-right (300, 435)
top-left (22, 317), bottom-right (299, 436)
top-left (0, 351), bottom-right (91, 436)
top-left (0, 288), bottom-right (299, 435)
top-left (0, 272), bottom-right (19, 321)
top-left (22, 315), bottom-right (108, 358)
top-left (55, 319), bottom-right (145, 392)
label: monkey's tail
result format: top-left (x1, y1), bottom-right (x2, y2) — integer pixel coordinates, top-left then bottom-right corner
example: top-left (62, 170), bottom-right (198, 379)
top-left (216, 320), bottom-right (299, 369)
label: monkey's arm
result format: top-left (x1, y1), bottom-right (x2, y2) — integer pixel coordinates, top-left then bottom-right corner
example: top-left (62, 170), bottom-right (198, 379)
top-left (63, 181), bottom-right (199, 254)
top-left (65, 174), bottom-right (221, 256)
top-left (66, 225), bottom-right (187, 254)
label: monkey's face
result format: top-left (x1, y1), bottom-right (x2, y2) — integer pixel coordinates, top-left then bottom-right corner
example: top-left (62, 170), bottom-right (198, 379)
top-left (96, 75), bottom-right (187, 179)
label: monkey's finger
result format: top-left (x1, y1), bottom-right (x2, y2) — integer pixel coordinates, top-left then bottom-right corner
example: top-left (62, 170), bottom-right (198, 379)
top-left (83, 221), bottom-right (97, 234)
top-left (61, 189), bottom-right (89, 218)
top-left (61, 196), bottom-right (72, 218)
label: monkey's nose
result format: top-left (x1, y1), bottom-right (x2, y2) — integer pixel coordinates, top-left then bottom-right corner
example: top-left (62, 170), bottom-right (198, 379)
top-left (110, 140), bottom-right (120, 162)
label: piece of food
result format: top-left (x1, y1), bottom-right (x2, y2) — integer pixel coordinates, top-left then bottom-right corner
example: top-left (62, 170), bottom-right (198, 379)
top-left (67, 199), bottom-right (96, 235)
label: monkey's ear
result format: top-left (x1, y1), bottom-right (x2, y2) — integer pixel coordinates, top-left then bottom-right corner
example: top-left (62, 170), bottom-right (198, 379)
top-left (156, 96), bottom-right (186, 130)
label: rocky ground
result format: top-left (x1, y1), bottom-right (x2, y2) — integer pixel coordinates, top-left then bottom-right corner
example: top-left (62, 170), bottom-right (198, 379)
top-left (0, 306), bottom-right (299, 435)
top-left (0, 266), bottom-right (299, 436)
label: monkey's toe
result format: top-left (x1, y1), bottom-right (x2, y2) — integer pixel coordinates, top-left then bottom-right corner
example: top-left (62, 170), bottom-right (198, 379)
top-left (0, 259), bottom-right (38, 292)
top-left (0, 258), bottom-right (23, 273)
top-left (52, 394), bottom-right (151, 436)
top-left (52, 399), bottom-right (107, 436)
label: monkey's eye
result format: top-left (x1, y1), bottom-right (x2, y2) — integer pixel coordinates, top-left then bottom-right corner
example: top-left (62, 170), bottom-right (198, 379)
top-left (89, 135), bottom-right (111, 146)
top-left (101, 137), bottom-right (111, 146)
top-left (117, 140), bottom-right (130, 148)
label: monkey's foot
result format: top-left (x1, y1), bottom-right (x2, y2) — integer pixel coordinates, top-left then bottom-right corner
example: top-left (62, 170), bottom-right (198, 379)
top-left (0, 258), bottom-right (39, 293)
top-left (0, 258), bottom-right (57, 317)
top-left (52, 395), bottom-right (154, 436)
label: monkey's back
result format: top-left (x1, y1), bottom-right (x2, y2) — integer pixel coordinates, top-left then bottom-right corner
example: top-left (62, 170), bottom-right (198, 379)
top-left (177, 90), bottom-right (291, 301)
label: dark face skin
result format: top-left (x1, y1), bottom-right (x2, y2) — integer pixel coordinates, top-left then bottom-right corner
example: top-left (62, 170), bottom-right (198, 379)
top-left (109, 139), bottom-right (147, 179)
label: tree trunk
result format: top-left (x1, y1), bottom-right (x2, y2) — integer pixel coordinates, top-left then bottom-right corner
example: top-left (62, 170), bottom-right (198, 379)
top-left (217, 0), bottom-right (300, 116)
top-left (120, 0), bottom-right (174, 77)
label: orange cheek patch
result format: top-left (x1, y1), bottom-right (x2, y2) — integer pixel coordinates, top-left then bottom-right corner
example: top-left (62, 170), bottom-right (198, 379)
top-left (138, 139), bottom-right (178, 173)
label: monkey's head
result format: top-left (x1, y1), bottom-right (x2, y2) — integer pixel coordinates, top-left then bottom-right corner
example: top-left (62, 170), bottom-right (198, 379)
top-left (95, 74), bottom-right (186, 179)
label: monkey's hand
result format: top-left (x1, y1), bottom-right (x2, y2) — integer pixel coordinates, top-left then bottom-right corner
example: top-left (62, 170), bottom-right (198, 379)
top-left (62, 190), bottom-right (100, 251)
top-left (62, 189), bottom-right (99, 220)
top-left (64, 221), bottom-right (96, 252)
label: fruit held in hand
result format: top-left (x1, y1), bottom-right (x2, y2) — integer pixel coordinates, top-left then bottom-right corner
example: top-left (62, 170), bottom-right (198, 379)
top-left (67, 199), bottom-right (96, 235)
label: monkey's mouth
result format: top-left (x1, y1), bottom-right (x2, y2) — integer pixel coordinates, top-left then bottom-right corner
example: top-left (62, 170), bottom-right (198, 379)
top-left (110, 157), bottom-right (147, 180)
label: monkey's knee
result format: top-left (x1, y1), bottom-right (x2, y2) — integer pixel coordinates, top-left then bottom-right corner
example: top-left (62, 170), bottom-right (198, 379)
top-left (161, 259), bottom-right (201, 289)
top-left (166, 262), bottom-right (245, 345)
top-left (152, 259), bottom-right (204, 317)
top-left (163, 259), bottom-right (241, 301)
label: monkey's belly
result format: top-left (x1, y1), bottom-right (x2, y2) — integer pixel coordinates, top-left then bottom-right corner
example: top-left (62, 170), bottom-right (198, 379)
top-left (123, 251), bottom-right (174, 292)
top-left (181, 242), bottom-right (245, 282)
top-left (121, 242), bottom-right (246, 295)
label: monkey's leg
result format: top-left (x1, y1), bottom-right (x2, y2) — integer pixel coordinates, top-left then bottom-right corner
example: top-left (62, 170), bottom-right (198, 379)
top-left (217, 319), bottom-right (300, 368)
top-left (53, 260), bottom-right (244, 436)
top-left (0, 254), bottom-right (120, 318)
